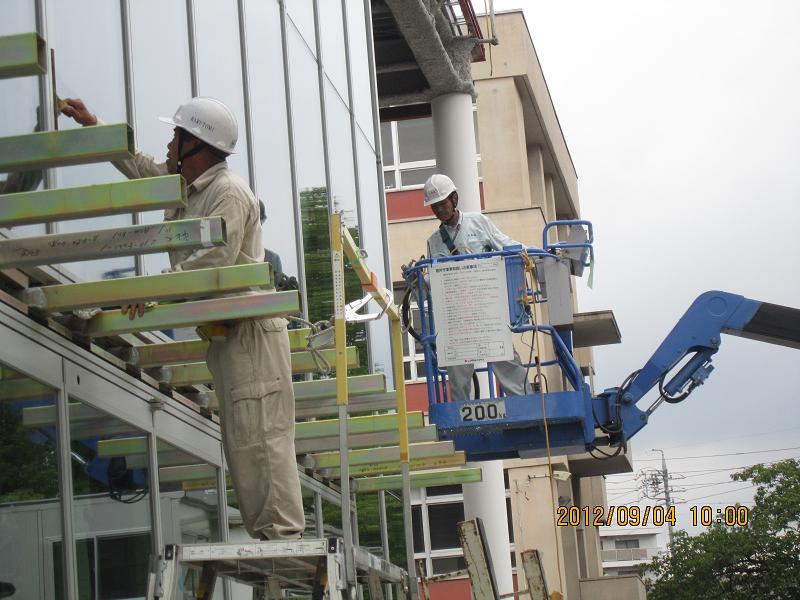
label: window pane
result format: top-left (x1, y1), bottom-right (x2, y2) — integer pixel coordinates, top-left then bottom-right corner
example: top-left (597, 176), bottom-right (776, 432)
top-left (286, 0), bottom-right (316, 56)
top-left (412, 505), bottom-right (424, 553)
top-left (427, 484), bottom-right (462, 497)
top-left (507, 497), bottom-right (514, 543)
top-left (400, 166), bottom-right (437, 187)
top-left (195, 0), bottom-right (250, 183)
top-left (245, 0), bottom-right (298, 278)
top-left (98, 533), bottom-right (151, 598)
top-left (347, 0), bottom-right (375, 138)
top-left (383, 170), bottom-right (396, 190)
top-left (380, 122), bottom-right (394, 166)
top-left (69, 398), bottom-right (153, 600)
top-left (318, 1), bottom-right (348, 104)
top-left (51, 0), bottom-right (132, 281)
top-left (0, 366), bottom-right (62, 598)
top-left (397, 117), bottom-right (434, 163)
top-left (156, 439), bottom-right (222, 598)
top-left (428, 502), bottom-right (464, 550)
top-left (431, 555), bottom-right (466, 575)
top-left (128, 0), bottom-right (193, 276)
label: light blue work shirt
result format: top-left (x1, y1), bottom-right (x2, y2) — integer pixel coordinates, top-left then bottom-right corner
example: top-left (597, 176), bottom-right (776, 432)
top-left (426, 211), bottom-right (520, 257)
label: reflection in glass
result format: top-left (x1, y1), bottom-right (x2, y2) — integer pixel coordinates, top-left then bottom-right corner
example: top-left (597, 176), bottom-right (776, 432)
top-left (356, 132), bottom-right (393, 378)
top-left (128, 0), bottom-right (193, 276)
top-left (346, 0), bottom-right (375, 140)
top-left (397, 117), bottom-right (435, 163)
top-left (156, 439), bottom-right (222, 598)
top-left (428, 502), bottom-right (464, 550)
top-left (318, 0), bottom-right (349, 105)
top-left (1, 73), bottom-right (46, 238)
top-left (245, 0), bottom-right (299, 278)
top-left (286, 0), bottom-right (317, 56)
top-left (0, 365), bottom-right (63, 599)
top-left (67, 397), bottom-right (152, 599)
top-left (380, 122), bottom-right (394, 166)
top-left (51, 0), bottom-right (131, 282)
top-left (401, 166), bottom-right (437, 187)
top-left (194, 0), bottom-right (250, 183)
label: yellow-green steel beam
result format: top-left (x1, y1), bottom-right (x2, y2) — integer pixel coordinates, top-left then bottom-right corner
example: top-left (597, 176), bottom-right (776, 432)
top-left (307, 440), bottom-right (456, 470)
top-left (150, 347), bottom-right (358, 386)
top-left (294, 391), bottom-right (396, 419)
top-left (322, 452), bottom-right (467, 479)
top-left (0, 175), bottom-right (186, 228)
top-left (23, 262), bottom-right (273, 312)
top-left (0, 123), bottom-right (134, 172)
top-left (159, 463), bottom-right (216, 483)
top-left (97, 437), bottom-right (171, 457)
top-left (295, 412), bottom-right (424, 441)
top-left (296, 423), bottom-right (440, 455)
top-left (352, 467), bottom-right (483, 493)
top-left (83, 291), bottom-right (300, 337)
top-left (0, 216), bottom-right (226, 269)
top-left (293, 374), bottom-right (386, 402)
top-left (0, 33), bottom-right (46, 79)
top-left (121, 327), bottom-right (311, 368)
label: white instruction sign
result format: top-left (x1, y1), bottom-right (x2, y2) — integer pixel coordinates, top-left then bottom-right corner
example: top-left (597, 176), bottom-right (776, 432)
top-left (429, 256), bottom-right (514, 367)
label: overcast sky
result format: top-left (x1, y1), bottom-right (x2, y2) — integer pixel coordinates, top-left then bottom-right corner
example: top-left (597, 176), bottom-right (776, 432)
top-left (491, 0), bottom-right (800, 535)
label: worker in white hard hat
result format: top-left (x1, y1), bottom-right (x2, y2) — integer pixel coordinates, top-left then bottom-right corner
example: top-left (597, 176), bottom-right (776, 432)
top-left (61, 97), bottom-right (305, 541)
top-left (424, 173), bottom-right (534, 401)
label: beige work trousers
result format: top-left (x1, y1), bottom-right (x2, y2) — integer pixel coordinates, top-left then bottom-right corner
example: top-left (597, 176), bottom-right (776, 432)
top-left (206, 317), bottom-right (305, 540)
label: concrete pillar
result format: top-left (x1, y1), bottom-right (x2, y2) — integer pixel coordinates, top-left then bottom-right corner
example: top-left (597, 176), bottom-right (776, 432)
top-left (544, 174), bottom-right (557, 242)
top-left (432, 91), bottom-right (514, 597)
top-left (474, 78), bottom-right (531, 211)
top-left (579, 476), bottom-right (607, 579)
top-left (508, 464), bottom-right (568, 598)
top-left (527, 144), bottom-right (547, 209)
top-left (432, 92), bottom-right (482, 213)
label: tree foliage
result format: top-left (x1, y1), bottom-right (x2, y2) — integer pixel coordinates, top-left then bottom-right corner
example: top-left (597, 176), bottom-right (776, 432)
top-left (646, 459), bottom-right (800, 600)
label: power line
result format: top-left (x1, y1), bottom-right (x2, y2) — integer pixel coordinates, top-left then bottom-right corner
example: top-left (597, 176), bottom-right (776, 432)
top-left (683, 484), bottom-right (756, 503)
top-left (642, 424), bottom-right (800, 450)
top-left (633, 446), bottom-right (800, 462)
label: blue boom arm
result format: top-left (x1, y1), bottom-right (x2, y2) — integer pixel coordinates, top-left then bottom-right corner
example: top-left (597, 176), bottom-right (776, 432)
top-left (594, 291), bottom-right (800, 446)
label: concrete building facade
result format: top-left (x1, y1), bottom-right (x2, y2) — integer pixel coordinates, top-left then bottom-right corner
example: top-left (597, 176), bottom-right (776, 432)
top-left (385, 11), bottom-right (636, 599)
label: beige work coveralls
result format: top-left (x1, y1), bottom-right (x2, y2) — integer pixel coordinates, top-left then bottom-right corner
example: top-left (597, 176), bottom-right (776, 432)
top-left (115, 153), bottom-right (305, 540)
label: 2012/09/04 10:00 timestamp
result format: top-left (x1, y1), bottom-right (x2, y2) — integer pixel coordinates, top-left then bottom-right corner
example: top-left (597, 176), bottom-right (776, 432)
top-left (555, 505), bottom-right (750, 527)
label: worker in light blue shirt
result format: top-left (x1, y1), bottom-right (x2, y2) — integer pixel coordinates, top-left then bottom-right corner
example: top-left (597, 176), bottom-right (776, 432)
top-left (424, 173), bottom-right (534, 401)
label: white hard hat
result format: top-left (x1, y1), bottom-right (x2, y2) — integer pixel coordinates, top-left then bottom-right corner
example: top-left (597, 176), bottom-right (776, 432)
top-left (159, 97), bottom-right (238, 154)
top-left (423, 173), bottom-right (457, 206)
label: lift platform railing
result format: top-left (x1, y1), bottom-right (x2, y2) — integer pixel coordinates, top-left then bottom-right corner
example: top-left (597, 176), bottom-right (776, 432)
top-left (400, 220), bottom-right (596, 461)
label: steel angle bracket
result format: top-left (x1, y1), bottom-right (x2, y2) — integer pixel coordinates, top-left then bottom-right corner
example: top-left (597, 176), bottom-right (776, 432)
top-left (344, 290), bottom-right (393, 323)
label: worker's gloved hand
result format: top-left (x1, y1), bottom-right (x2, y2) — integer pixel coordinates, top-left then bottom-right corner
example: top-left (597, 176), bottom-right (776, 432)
top-left (120, 302), bottom-right (156, 320)
top-left (60, 98), bottom-right (98, 126)
top-left (275, 273), bottom-right (298, 292)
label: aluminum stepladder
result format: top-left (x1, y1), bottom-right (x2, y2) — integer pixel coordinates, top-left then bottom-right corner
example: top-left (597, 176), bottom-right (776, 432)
top-left (146, 537), bottom-right (409, 600)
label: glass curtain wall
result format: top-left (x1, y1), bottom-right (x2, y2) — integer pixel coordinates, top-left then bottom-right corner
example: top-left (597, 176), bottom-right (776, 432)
top-left (0, 366), bottom-right (63, 598)
top-left (0, 1), bottom-right (46, 238)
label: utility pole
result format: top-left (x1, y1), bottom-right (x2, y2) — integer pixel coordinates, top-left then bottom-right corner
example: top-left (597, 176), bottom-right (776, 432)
top-left (652, 448), bottom-right (674, 545)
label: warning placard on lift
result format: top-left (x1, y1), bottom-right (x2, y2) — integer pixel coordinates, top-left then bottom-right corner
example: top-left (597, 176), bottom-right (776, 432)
top-left (429, 256), bottom-right (514, 367)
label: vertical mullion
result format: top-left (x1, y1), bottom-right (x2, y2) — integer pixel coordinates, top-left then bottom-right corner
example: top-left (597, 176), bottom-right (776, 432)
top-left (185, 0), bottom-right (199, 96)
top-left (236, 0), bottom-right (257, 193)
top-left (57, 362), bottom-right (78, 600)
top-left (119, 0), bottom-right (145, 276)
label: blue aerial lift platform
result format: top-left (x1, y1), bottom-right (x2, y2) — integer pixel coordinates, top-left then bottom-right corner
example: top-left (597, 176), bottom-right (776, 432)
top-left (401, 220), bottom-right (800, 462)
